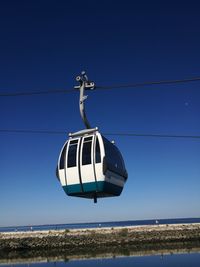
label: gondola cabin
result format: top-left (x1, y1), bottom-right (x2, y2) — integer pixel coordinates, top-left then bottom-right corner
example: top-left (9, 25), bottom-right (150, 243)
top-left (56, 128), bottom-right (128, 202)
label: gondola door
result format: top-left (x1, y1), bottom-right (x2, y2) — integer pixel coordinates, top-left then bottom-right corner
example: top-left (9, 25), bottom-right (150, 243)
top-left (65, 138), bottom-right (82, 195)
top-left (80, 135), bottom-right (97, 193)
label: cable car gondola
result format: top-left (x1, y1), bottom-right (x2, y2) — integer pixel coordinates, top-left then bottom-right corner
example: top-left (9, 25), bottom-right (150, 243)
top-left (56, 72), bottom-right (128, 203)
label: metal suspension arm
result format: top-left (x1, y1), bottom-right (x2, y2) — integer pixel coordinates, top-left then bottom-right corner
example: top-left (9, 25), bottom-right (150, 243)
top-left (74, 71), bottom-right (95, 129)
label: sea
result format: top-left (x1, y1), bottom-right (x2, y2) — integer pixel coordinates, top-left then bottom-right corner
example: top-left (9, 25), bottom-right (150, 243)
top-left (1, 217), bottom-right (200, 232)
top-left (0, 251), bottom-right (200, 267)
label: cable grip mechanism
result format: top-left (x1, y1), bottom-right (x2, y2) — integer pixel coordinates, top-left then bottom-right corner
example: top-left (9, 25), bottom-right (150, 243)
top-left (74, 71), bottom-right (95, 129)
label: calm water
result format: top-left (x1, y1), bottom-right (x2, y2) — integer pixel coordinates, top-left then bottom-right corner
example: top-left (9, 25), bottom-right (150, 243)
top-left (1, 217), bottom-right (200, 232)
top-left (1, 253), bottom-right (200, 267)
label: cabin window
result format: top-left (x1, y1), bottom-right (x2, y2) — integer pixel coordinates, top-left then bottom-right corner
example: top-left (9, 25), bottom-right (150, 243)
top-left (67, 140), bottom-right (78, 167)
top-left (103, 137), bottom-right (125, 172)
top-left (82, 138), bottom-right (92, 165)
top-left (59, 142), bottom-right (67, 169)
top-left (95, 138), bottom-right (101, 163)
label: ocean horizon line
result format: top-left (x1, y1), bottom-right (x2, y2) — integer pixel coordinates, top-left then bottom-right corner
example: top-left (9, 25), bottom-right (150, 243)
top-left (1, 217), bottom-right (200, 232)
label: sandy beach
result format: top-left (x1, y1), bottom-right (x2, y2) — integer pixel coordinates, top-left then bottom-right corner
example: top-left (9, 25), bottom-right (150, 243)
top-left (1, 222), bottom-right (200, 237)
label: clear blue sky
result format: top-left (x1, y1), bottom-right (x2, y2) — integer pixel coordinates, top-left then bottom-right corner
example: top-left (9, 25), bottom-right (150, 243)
top-left (0, 0), bottom-right (200, 227)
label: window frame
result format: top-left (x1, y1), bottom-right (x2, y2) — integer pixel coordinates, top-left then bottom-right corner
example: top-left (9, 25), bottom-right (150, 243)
top-left (82, 136), bottom-right (93, 166)
top-left (67, 139), bottom-right (78, 168)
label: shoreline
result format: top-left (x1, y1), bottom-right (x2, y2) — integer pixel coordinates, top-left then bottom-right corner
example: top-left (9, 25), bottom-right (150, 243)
top-left (2, 222), bottom-right (200, 234)
top-left (2, 217), bottom-right (200, 233)
top-left (0, 223), bottom-right (200, 260)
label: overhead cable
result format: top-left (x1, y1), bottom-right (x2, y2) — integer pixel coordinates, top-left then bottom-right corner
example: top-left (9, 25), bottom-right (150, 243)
top-left (0, 76), bottom-right (200, 97)
top-left (0, 129), bottom-right (200, 139)
top-left (104, 132), bottom-right (200, 139)
top-left (0, 89), bottom-right (74, 97)
top-left (0, 129), bottom-right (66, 134)
top-left (96, 77), bottom-right (200, 90)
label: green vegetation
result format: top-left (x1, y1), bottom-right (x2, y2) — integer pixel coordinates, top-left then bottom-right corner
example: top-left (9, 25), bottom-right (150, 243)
top-left (119, 228), bottom-right (129, 237)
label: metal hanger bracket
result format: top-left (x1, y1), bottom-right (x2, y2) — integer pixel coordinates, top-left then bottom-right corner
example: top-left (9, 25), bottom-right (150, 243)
top-left (74, 71), bottom-right (95, 129)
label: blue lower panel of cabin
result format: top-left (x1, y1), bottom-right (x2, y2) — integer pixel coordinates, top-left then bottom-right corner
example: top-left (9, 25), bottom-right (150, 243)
top-left (62, 181), bottom-right (123, 199)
